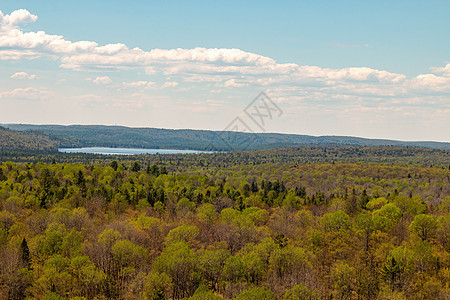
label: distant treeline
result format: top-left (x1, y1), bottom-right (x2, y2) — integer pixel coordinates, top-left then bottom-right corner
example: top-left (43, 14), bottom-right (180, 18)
top-left (2, 124), bottom-right (450, 151)
top-left (1, 145), bottom-right (449, 169)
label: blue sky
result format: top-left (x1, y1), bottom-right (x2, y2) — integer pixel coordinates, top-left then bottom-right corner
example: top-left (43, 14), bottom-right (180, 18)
top-left (1, 1), bottom-right (449, 141)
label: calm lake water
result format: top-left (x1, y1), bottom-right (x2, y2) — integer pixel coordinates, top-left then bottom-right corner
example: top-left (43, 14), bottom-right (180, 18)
top-left (58, 147), bottom-right (211, 155)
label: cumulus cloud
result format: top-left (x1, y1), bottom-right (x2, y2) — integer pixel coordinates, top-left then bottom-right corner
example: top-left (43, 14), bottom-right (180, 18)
top-left (92, 76), bottom-right (112, 85)
top-left (410, 74), bottom-right (450, 92)
top-left (0, 9), bottom-right (406, 87)
top-left (223, 79), bottom-right (246, 87)
top-left (122, 81), bottom-right (149, 88)
top-left (0, 87), bottom-right (53, 100)
top-left (10, 71), bottom-right (36, 79)
top-left (0, 9), bottom-right (37, 30)
top-left (430, 63), bottom-right (450, 76)
top-left (0, 8), bottom-right (449, 117)
top-left (160, 81), bottom-right (179, 89)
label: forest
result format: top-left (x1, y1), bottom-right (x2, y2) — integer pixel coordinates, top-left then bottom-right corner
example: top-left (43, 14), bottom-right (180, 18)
top-left (0, 146), bottom-right (449, 299)
top-left (2, 124), bottom-right (450, 151)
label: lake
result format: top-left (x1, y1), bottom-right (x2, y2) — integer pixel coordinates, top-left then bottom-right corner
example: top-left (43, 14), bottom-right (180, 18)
top-left (58, 147), bottom-right (212, 155)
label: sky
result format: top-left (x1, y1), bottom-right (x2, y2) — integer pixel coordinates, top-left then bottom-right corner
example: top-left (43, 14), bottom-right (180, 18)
top-left (0, 0), bottom-right (449, 142)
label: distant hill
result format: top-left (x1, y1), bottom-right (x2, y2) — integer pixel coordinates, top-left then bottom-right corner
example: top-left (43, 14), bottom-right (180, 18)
top-left (1, 124), bottom-right (449, 151)
top-left (0, 126), bottom-right (59, 151)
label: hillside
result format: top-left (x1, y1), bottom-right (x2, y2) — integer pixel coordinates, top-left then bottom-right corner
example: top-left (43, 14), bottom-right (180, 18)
top-left (0, 126), bottom-right (59, 151)
top-left (2, 124), bottom-right (449, 151)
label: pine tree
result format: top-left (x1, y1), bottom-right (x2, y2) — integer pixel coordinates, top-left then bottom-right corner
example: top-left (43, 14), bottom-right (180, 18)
top-left (110, 160), bottom-right (118, 171)
top-left (131, 161), bottom-right (141, 172)
top-left (0, 168), bottom-right (6, 181)
top-left (20, 238), bottom-right (31, 269)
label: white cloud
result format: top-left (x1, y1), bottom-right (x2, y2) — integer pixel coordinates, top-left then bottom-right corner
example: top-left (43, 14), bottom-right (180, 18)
top-left (0, 9), bottom-right (406, 87)
top-left (10, 71), bottom-right (36, 79)
top-left (223, 79), bottom-right (246, 87)
top-left (0, 8), bottom-right (449, 130)
top-left (146, 82), bottom-right (157, 89)
top-left (92, 76), bottom-right (112, 85)
top-left (122, 81), bottom-right (148, 88)
top-left (430, 63), bottom-right (450, 77)
top-left (160, 81), bottom-right (179, 89)
top-left (0, 9), bottom-right (37, 30)
top-left (0, 87), bottom-right (52, 100)
top-left (0, 49), bottom-right (41, 60)
top-left (410, 74), bottom-right (450, 92)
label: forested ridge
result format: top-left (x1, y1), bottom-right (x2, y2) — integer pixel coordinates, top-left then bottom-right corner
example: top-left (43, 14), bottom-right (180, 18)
top-left (2, 124), bottom-right (450, 151)
top-left (0, 149), bottom-right (449, 299)
top-left (0, 127), bottom-right (81, 153)
top-left (0, 127), bottom-right (59, 152)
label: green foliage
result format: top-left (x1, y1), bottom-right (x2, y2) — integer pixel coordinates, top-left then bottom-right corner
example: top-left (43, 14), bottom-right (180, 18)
top-left (144, 272), bottom-right (172, 300)
top-left (409, 214), bottom-right (438, 241)
top-left (38, 229), bottom-right (64, 256)
top-left (199, 248), bottom-right (229, 290)
top-left (98, 229), bottom-right (122, 249)
top-left (373, 203), bottom-right (402, 223)
top-left (437, 215), bottom-right (450, 249)
top-left (0, 155), bottom-right (448, 299)
top-left (137, 198), bottom-right (150, 210)
top-left (134, 213), bottom-right (159, 229)
top-left (110, 160), bottom-right (118, 171)
top-left (242, 207), bottom-right (269, 226)
top-left (239, 250), bottom-right (265, 285)
top-left (70, 255), bottom-right (106, 296)
top-left (153, 241), bottom-right (199, 299)
top-left (366, 197), bottom-right (387, 210)
top-left (330, 261), bottom-right (356, 299)
top-left (220, 208), bottom-right (240, 224)
top-left (62, 229), bottom-right (83, 256)
top-left (154, 201), bottom-right (165, 217)
top-left (354, 213), bottom-right (374, 232)
top-left (392, 195), bottom-right (427, 218)
top-left (234, 287), bottom-right (275, 300)
top-left (131, 162), bottom-right (141, 172)
top-left (381, 246), bottom-right (416, 291)
top-left (112, 239), bottom-right (148, 269)
top-left (37, 255), bottom-right (72, 296)
top-left (197, 203), bottom-right (217, 224)
top-left (439, 197), bottom-right (450, 213)
top-left (321, 210), bottom-right (351, 231)
top-left (177, 197), bottom-right (196, 214)
top-left (282, 283), bottom-right (318, 300)
top-left (43, 293), bottom-right (65, 300)
top-left (165, 225), bottom-right (199, 245)
top-left (189, 284), bottom-right (223, 300)
top-left (222, 255), bottom-right (245, 283)
top-left (0, 228), bottom-right (7, 246)
top-left (268, 245), bottom-right (312, 283)
top-left (0, 210), bottom-right (16, 231)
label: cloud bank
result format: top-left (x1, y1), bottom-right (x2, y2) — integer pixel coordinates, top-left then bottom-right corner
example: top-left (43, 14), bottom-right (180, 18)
top-left (1, 9), bottom-right (449, 97)
top-left (0, 9), bottom-right (449, 140)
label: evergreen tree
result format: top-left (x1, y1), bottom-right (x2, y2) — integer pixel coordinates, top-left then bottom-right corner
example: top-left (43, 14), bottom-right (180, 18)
top-left (0, 168), bottom-right (6, 181)
top-left (131, 161), bottom-right (141, 172)
top-left (110, 160), bottom-right (118, 171)
top-left (20, 238), bottom-right (31, 268)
